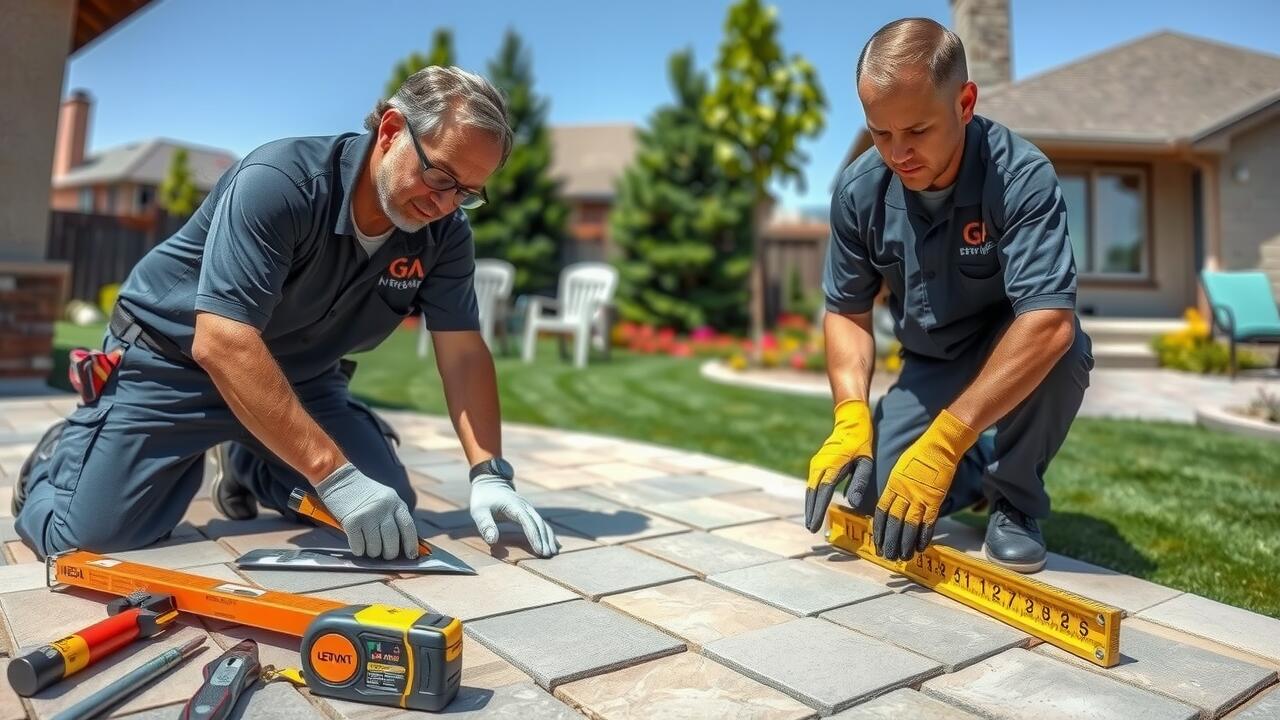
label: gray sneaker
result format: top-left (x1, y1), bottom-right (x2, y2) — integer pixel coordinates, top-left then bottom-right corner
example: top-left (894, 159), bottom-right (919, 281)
top-left (983, 498), bottom-right (1047, 573)
top-left (209, 443), bottom-right (259, 521)
top-left (13, 420), bottom-right (66, 516)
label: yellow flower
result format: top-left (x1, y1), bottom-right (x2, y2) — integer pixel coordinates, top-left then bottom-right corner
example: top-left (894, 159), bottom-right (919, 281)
top-left (761, 349), bottom-right (781, 368)
top-left (780, 337), bottom-right (801, 353)
top-left (728, 354), bottom-right (748, 371)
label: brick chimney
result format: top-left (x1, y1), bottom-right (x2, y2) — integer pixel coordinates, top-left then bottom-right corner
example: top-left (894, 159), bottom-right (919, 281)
top-left (950, 0), bottom-right (1012, 89)
top-left (52, 89), bottom-right (91, 179)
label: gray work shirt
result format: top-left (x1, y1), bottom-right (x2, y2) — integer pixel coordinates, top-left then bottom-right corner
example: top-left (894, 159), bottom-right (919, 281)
top-left (823, 115), bottom-right (1077, 360)
top-left (117, 132), bottom-right (479, 382)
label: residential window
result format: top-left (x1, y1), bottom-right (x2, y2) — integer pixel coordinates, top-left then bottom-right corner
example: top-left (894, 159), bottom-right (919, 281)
top-left (1058, 167), bottom-right (1149, 279)
top-left (136, 185), bottom-right (156, 212)
top-left (78, 187), bottom-right (93, 212)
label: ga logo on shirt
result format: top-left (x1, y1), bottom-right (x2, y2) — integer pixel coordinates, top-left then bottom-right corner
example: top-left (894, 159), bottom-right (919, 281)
top-left (959, 221), bottom-right (995, 257)
top-left (380, 256), bottom-right (424, 291)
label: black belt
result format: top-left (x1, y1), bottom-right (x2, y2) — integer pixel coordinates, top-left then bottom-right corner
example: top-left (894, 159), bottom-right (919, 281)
top-left (109, 305), bottom-right (192, 364)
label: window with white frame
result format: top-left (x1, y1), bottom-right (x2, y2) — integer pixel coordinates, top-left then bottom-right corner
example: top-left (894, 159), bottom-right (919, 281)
top-left (1058, 167), bottom-right (1149, 279)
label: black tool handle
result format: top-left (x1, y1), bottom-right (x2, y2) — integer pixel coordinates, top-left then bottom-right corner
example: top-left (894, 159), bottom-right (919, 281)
top-left (180, 639), bottom-right (260, 720)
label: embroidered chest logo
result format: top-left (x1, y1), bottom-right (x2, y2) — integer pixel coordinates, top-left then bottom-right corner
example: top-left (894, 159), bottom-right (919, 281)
top-left (380, 257), bottom-right (424, 291)
top-left (959, 221), bottom-right (995, 257)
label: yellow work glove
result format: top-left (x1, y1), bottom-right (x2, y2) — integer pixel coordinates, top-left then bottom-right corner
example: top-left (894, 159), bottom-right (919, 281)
top-left (874, 409), bottom-right (979, 561)
top-left (804, 399), bottom-right (874, 533)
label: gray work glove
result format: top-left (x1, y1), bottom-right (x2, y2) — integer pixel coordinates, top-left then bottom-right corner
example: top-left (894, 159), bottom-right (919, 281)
top-left (316, 463), bottom-right (418, 561)
top-left (470, 474), bottom-right (560, 558)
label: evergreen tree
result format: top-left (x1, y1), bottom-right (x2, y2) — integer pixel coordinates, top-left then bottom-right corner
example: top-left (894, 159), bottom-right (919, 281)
top-left (468, 29), bottom-right (568, 296)
top-left (385, 28), bottom-right (455, 98)
top-left (158, 148), bottom-right (199, 217)
top-left (610, 50), bottom-right (753, 331)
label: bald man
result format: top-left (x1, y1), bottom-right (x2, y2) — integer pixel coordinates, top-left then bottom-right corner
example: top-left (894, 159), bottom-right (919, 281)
top-left (804, 18), bottom-right (1093, 573)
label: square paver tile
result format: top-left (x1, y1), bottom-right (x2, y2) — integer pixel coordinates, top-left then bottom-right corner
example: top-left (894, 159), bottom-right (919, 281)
top-left (629, 531), bottom-right (785, 577)
top-left (708, 559), bottom-right (890, 616)
top-left (1229, 685), bottom-right (1280, 720)
top-left (717, 491), bottom-right (805, 518)
top-left (555, 650), bottom-right (814, 720)
top-left (828, 688), bottom-right (981, 719)
top-left (1029, 552), bottom-right (1184, 616)
top-left (418, 477), bottom-right (475, 507)
top-left (217, 526), bottom-right (344, 557)
top-left (456, 521), bottom-right (599, 563)
top-left (0, 518), bottom-right (17, 543)
top-left (521, 546), bottom-right (692, 600)
top-left (803, 547), bottom-right (915, 589)
top-left (520, 467), bottom-right (608, 490)
top-left (633, 474), bottom-right (758, 499)
top-left (704, 465), bottom-right (803, 494)
top-left (0, 562), bottom-right (47, 595)
top-left (549, 509), bottom-right (688, 545)
top-left (6, 541), bottom-right (38, 564)
top-left (712, 520), bottom-right (828, 558)
top-left (1139, 593), bottom-right (1280, 664)
top-left (528, 449), bottom-right (604, 467)
top-left (0, 661), bottom-right (24, 720)
top-left (647, 497), bottom-right (773, 530)
top-left (645, 453), bottom-right (738, 474)
top-left (236, 566), bottom-right (392, 594)
top-left (704, 617), bottom-right (941, 714)
top-left (601, 579), bottom-right (794, 651)
top-left (24, 624), bottom-right (211, 719)
top-left (305, 581), bottom-right (425, 608)
top-left (314, 679), bottom-right (578, 719)
top-left (822, 593), bottom-right (1030, 671)
top-left (200, 515), bottom-right (309, 541)
top-left (1035, 626), bottom-right (1277, 717)
top-left (392, 562), bottom-right (578, 621)
top-left (579, 482), bottom-right (687, 508)
top-left (465, 600), bottom-right (684, 690)
top-left (521, 490), bottom-right (627, 517)
top-left (577, 462), bottom-right (669, 483)
top-left (922, 648), bottom-right (1200, 720)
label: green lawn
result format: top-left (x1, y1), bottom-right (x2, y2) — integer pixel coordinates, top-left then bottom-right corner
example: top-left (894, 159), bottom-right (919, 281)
top-left (53, 322), bottom-right (1280, 618)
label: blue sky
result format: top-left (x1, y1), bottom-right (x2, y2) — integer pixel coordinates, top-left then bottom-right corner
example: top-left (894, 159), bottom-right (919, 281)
top-left (66, 0), bottom-right (1280, 211)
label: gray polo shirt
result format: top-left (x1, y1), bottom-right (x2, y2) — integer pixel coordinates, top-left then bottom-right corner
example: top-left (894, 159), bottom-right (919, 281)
top-left (824, 115), bottom-right (1077, 360)
top-left (117, 132), bottom-right (479, 382)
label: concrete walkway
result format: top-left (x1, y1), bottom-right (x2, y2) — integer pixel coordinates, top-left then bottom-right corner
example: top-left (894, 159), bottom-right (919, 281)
top-left (704, 361), bottom-right (1280, 425)
top-left (1, 396), bottom-right (1278, 719)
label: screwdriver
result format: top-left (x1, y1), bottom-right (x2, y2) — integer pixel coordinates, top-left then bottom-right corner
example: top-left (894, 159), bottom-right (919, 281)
top-left (51, 636), bottom-right (205, 720)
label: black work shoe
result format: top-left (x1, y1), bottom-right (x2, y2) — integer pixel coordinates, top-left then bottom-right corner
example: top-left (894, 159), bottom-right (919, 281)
top-left (12, 420), bottom-right (66, 516)
top-left (209, 443), bottom-right (259, 521)
top-left (983, 498), bottom-right (1046, 573)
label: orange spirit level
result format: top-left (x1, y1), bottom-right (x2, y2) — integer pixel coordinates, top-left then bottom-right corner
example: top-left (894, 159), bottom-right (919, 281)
top-left (47, 550), bottom-right (463, 710)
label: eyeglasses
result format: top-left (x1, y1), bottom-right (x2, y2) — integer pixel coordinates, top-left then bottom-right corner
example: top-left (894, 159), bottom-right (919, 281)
top-left (401, 114), bottom-right (488, 210)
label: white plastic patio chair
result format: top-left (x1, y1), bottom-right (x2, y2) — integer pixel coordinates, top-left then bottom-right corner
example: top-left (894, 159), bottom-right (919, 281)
top-left (521, 262), bottom-right (618, 368)
top-left (418, 258), bottom-right (516, 357)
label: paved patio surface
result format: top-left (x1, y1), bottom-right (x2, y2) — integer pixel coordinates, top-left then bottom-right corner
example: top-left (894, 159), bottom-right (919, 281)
top-left (1, 396), bottom-right (1278, 718)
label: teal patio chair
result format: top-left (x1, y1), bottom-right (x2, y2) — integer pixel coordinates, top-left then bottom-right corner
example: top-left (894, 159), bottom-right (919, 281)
top-left (1200, 270), bottom-right (1280, 378)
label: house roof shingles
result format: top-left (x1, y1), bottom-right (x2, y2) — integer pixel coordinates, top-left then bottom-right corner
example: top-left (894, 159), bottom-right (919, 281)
top-left (978, 31), bottom-right (1280, 146)
top-left (53, 139), bottom-right (236, 191)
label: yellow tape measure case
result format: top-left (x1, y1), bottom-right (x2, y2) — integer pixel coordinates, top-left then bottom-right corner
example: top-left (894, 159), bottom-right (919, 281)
top-left (300, 604), bottom-right (463, 711)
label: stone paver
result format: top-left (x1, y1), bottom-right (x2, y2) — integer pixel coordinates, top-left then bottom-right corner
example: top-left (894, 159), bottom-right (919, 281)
top-left (822, 593), bottom-right (1030, 671)
top-left (521, 545), bottom-right (693, 600)
top-left (717, 490), bottom-right (805, 518)
top-left (579, 482), bottom-right (687, 508)
top-left (703, 617), bottom-right (942, 714)
top-left (0, 660), bottom-right (26, 720)
top-left (465, 600), bottom-right (685, 690)
top-left (601, 579), bottom-right (794, 651)
top-left (577, 462), bottom-right (668, 482)
top-left (1139, 593), bottom-right (1280, 665)
top-left (456, 521), bottom-right (600, 562)
top-left (647, 497), bottom-right (773, 530)
top-left (305, 581), bottom-right (424, 608)
top-left (216, 526), bottom-right (345, 557)
top-left (708, 559), bottom-right (890, 616)
top-left (922, 649), bottom-right (1200, 720)
top-left (828, 688), bottom-right (980, 719)
top-left (633, 474), bottom-right (759, 499)
top-left (0, 563), bottom-right (46, 595)
top-left (520, 467), bottom-right (608, 490)
top-left (711, 519), bottom-right (827, 558)
top-left (803, 546), bottom-right (914, 589)
top-left (549, 508), bottom-right (688, 545)
top-left (392, 561), bottom-right (578, 621)
top-left (1035, 626), bottom-right (1278, 717)
top-left (629, 531), bottom-right (785, 577)
top-left (555, 651), bottom-right (815, 720)
top-left (5, 542), bottom-right (37, 565)
top-left (236, 566), bottom-right (392, 594)
top-left (1228, 685), bottom-right (1280, 720)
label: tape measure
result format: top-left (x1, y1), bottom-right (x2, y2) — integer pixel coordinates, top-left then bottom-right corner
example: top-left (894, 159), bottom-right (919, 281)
top-left (825, 505), bottom-right (1121, 667)
top-left (302, 604), bottom-right (462, 711)
top-left (45, 551), bottom-right (462, 710)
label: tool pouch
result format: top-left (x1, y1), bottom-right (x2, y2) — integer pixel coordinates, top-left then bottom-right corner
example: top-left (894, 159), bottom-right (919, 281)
top-left (68, 347), bottom-right (123, 405)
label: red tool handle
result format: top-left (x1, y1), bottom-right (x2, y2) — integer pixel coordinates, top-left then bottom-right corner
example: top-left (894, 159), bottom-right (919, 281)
top-left (78, 607), bottom-right (145, 659)
top-left (7, 607), bottom-right (147, 696)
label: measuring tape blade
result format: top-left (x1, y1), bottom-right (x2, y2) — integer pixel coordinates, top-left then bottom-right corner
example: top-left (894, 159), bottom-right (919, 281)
top-left (826, 505), bottom-right (1121, 668)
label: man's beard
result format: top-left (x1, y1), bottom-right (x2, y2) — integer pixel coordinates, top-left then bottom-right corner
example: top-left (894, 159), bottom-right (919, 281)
top-left (375, 141), bottom-right (430, 233)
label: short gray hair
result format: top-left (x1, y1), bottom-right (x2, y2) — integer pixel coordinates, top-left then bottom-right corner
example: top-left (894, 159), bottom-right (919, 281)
top-left (856, 18), bottom-right (968, 93)
top-left (364, 66), bottom-right (513, 166)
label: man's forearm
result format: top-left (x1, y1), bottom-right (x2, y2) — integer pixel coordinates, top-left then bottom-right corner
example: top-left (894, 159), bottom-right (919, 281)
top-left (193, 313), bottom-right (345, 484)
top-left (824, 310), bottom-right (877, 404)
top-left (434, 332), bottom-right (502, 466)
top-left (948, 309), bottom-right (1076, 431)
